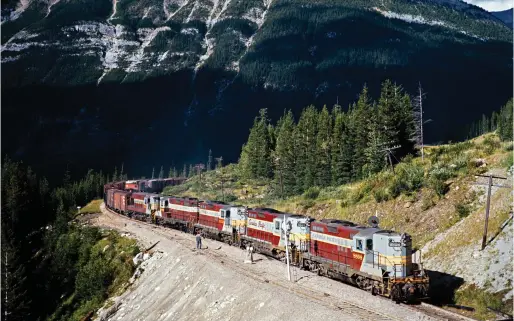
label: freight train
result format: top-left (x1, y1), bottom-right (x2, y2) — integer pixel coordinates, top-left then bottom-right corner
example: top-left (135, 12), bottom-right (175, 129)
top-left (104, 178), bottom-right (429, 302)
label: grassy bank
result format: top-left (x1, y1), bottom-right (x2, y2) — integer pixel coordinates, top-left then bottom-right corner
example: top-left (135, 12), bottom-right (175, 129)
top-left (78, 199), bottom-right (103, 215)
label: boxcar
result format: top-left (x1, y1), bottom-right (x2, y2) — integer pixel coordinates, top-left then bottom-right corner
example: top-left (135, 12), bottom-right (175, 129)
top-left (113, 190), bottom-right (131, 213)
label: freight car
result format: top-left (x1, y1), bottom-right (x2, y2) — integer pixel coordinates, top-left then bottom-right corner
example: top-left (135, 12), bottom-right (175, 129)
top-left (104, 187), bottom-right (428, 303)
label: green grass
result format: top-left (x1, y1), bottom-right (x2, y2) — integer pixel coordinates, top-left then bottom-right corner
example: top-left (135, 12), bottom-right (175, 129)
top-left (454, 284), bottom-right (513, 321)
top-left (79, 199), bottom-right (103, 215)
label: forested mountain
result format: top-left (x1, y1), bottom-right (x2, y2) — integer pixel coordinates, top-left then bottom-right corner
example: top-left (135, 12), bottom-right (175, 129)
top-left (1, 0), bottom-right (512, 180)
top-left (491, 8), bottom-right (513, 27)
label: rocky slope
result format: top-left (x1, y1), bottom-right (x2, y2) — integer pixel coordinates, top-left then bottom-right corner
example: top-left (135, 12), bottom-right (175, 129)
top-left (1, 0), bottom-right (512, 179)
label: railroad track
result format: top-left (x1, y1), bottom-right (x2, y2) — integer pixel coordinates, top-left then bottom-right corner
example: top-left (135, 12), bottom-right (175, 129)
top-left (101, 205), bottom-right (472, 321)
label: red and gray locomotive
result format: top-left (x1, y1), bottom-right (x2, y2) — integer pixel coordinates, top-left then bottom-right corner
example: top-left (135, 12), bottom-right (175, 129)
top-left (104, 179), bottom-right (429, 302)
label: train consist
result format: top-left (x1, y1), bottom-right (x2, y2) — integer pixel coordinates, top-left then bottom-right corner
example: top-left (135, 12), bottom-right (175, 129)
top-left (104, 178), bottom-right (429, 302)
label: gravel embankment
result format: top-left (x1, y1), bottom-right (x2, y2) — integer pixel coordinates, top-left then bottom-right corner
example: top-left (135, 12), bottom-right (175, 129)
top-left (89, 204), bottom-right (454, 321)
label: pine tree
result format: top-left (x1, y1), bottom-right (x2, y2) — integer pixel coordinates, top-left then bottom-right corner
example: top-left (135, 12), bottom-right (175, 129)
top-left (331, 109), bottom-right (345, 185)
top-left (396, 86), bottom-right (416, 158)
top-left (498, 98), bottom-right (513, 141)
top-left (151, 167), bottom-right (155, 179)
top-left (273, 110), bottom-right (297, 197)
top-left (112, 166), bottom-right (118, 182)
top-left (352, 86), bottom-right (372, 179)
top-left (207, 149), bottom-right (213, 171)
top-left (481, 114), bottom-right (490, 134)
top-left (316, 105), bottom-right (332, 187)
top-left (189, 164), bottom-right (194, 178)
top-left (158, 166), bottom-right (164, 179)
top-left (364, 111), bottom-right (387, 176)
top-left (120, 163), bottom-right (124, 180)
top-left (295, 105), bottom-right (319, 191)
top-left (173, 167), bottom-right (177, 177)
top-left (1, 230), bottom-right (30, 321)
top-left (168, 167), bottom-right (173, 178)
top-left (240, 109), bottom-right (273, 179)
top-left (182, 164), bottom-right (187, 178)
top-left (377, 80), bottom-right (399, 146)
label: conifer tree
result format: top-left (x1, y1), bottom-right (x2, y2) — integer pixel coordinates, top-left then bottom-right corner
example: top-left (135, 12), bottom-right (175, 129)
top-left (168, 167), bottom-right (173, 178)
top-left (240, 109), bottom-right (273, 179)
top-left (481, 114), bottom-right (490, 134)
top-left (498, 98), bottom-right (513, 141)
top-left (173, 167), bottom-right (177, 177)
top-left (331, 109), bottom-right (353, 185)
top-left (120, 163), bottom-right (124, 180)
top-left (377, 80), bottom-right (399, 146)
top-left (295, 105), bottom-right (319, 191)
top-left (182, 164), bottom-right (187, 178)
top-left (273, 110), bottom-right (297, 196)
top-left (112, 166), bottom-right (118, 182)
top-left (189, 164), bottom-right (194, 178)
top-left (365, 110), bottom-right (387, 176)
top-left (158, 166), bottom-right (164, 179)
top-left (352, 86), bottom-right (372, 179)
top-left (316, 105), bottom-right (332, 187)
top-left (151, 167), bottom-right (155, 179)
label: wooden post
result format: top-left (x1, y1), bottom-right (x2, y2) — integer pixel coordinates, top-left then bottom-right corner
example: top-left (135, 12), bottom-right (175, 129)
top-left (473, 174), bottom-right (509, 251)
top-left (481, 174), bottom-right (493, 251)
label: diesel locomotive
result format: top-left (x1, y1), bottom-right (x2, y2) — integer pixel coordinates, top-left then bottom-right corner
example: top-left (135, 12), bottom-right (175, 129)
top-left (104, 178), bottom-right (429, 302)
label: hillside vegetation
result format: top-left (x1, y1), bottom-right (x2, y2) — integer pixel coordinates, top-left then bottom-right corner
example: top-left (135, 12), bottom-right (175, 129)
top-left (163, 96), bottom-right (513, 320)
top-left (1, 160), bottom-right (139, 321)
top-left (2, 0), bottom-right (513, 183)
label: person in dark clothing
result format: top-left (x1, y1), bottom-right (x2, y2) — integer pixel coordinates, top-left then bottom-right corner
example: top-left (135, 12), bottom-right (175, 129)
top-left (196, 231), bottom-right (202, 249)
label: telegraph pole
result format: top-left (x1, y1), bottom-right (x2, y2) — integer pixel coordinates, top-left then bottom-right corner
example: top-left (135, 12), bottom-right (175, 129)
top-left (194, 164), bottom-right (205, 198)
top-left (283, 214), bottom-right (291, 281)
top-left (379, 144), bottom-right (401, 174)
top-left (473, 174), bottom-right (510, 250)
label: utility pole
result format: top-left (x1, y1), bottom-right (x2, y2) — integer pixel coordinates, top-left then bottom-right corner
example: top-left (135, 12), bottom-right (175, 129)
top-left (275, 157), bottom-right (284, 199)
top-left (413, 83), bottom-right (431, 162)
top-left (473, 174), bottom-right (510, 250)
top-left (194, 164), bottom-right (205, 197)
top-left (283, 214), bottom-right (291, 281)
top-left (207, 149), bottom-right (213, 171)
top-left (215, 156), bottom-right (223, 170)
top-left (379, 144), bottom-right (401, 174)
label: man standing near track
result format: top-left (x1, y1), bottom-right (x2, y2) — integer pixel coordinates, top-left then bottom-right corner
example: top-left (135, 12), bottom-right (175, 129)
top-left (196, 231), bottom-right (202, 249)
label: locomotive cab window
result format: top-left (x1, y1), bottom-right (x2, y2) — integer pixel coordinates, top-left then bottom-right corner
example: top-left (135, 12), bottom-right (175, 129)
top-left (164, 200), bottom-right (169, 207)
top-left (275, 221), bottom-right (280, 230)
top-left (356, 239), bottom-right (363, 251)
top-left (225, 210), bottom-right (230, 218)
top-left (366, 239), bottom-right (373, 251)
top-left (221, 210), bottom-right (225, 218)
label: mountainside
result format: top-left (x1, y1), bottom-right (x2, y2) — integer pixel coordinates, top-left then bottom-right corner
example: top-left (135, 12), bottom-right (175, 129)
top-left (491, 8), bottom-right (513, 28)
top-left (2, 0), bottom-right (512, 179)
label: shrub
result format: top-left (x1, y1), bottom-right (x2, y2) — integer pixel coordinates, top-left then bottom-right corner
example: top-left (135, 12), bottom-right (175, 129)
top-left (389, 163), bottom-right (424, 198)
top-left (373, 188), bottom-right (390, 203)
top-left (299, 199), bottom-right (315, 210)
top-left (428, 176), bottom-right (448, 197)
top-left (421, 192), bottom-right (436, 210)
top-left (303, 186), bottom-right (320, 200)
top-left (482, 135), bottom-right (501, 154)
top-left (455, 203), bottom-right (471, 218)
top-left (224, 194), bottom-right (238, 202)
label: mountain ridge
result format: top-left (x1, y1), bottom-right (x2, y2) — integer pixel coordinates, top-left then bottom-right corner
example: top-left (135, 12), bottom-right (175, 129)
top-left (1, 0), bottom-right (512, 180)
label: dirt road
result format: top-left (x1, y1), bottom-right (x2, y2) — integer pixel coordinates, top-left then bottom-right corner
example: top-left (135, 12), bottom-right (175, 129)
top-left (88, 204), bottom-right (464, 321)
